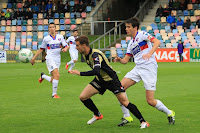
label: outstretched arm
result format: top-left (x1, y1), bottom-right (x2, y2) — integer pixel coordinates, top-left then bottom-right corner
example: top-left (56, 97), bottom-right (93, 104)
top-left (31, 49), bottom-right (44, 65)
top-left (114, 55), bottom-right (131, 64)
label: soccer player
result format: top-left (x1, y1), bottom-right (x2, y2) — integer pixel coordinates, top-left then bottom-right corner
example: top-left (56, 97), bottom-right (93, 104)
top-left (114, 17), bottom-right (175, 126)
top-left (70, 36), bottom-right (149, 129)
top-left (65, 30), bottom-right (79, 73)
top-left (31, 22), bottom-right (69, 98)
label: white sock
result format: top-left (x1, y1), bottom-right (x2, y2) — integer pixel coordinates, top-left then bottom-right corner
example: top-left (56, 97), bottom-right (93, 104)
top-left (52, 79), bottom-right (59, 96)
top-left (69, 63), bottom-right (75, 71)
top-left (119, 92), bottom-right (131, 118)
top-left (155, 99), bottom-right (172, 115)
top-left (42, 74), bottom-right (51, 82)
top-left (67, 60), bottom-right (74, 65)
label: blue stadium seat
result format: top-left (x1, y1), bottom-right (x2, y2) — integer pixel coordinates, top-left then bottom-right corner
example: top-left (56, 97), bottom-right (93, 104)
top-left (12, 20), bottom-right (16, 25)
top-left (70, 13), bottom-right (75, 19)
top-left (44, 25), bottom-right (48, 31)
top-left (181, 33), bottom-right (186, 36)
top-left (38, 25), bottom-right (43, 31)
top-left (33, 14), bottom-right (37, 19)
top-left (32, 45), bottom-right (37, 50)
top-left (70, 1), bottom-right (75, 6)
top-left (4, 45), bottom-right (9, 49)
top-left (190, 25), bottom-right (195, 30)
top-left (195, 36), bottom-right (200, 40)
top-left (117, 49), bottom-right (123, 57)
top-left (66, 32), bottom-right (71, 37)
top-left (54, 13), bottom-right (59, 18)
top-left (152, 26), bottom-right (158, 30)
top-left (173, 43), bottom-right (178, 48)
top-left (181, 36), bottom-right (187, 42)
top-left (185, 43), bottom-right (191, 48)
top-left (66, 25), bottom-right (71, 30)
top-left (105, 51), bottom-right (110, 58)
top-left (17, 20), bottom-right (22, 25)
top-left (86, 6), bottom-right (91, 12)
top-left (7, 3), bottom-right (12, 8)
top-left (183, 10), bottom-right (188, 16)
top-left (172, 29), bottom-right (178, 34)
top-left (27, 35), bottom-right (32, 39)
top-left (122, 43), bottom-right (127, 48)
top-left (76, 12), bottom-right (81, 18)
top-left (60, 25), bottom-right (65, 30)
top-left (151, 23), bottom-right (156, 27)
top-left (44, 32), bottom-right (48, 37)
top-left (165, 26), bottom-right (170, 31)
top-left (5, 36), bottom-right (10, 39)
top-left (155, 33), bottom-right (161, 38)
top-left (16, 42), bottom-right (20, 46)
top-left (121, 40), bottom-right (126, 44)
top-left (22, 26), bottom-right (27, 31)
top-left (49, 19), bottom-right (54, 23)
top-left (16, 39), bottom-right (21, 42)
top-left (60, 19), bottom-right (65, 24)
top-left (5, 39), bottom-right (10, 42)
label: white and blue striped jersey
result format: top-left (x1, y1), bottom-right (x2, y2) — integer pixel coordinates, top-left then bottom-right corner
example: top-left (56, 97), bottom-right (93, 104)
top-left (66, 36), bottom-right (78, 54)
top-left (126, 31), bottom-right (157, 66)
top-left (40, 34), bottom-right (68, 60)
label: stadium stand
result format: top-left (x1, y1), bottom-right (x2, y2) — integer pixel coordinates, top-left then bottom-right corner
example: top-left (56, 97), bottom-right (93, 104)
top-left (0, 0), bottom-right (96, 51)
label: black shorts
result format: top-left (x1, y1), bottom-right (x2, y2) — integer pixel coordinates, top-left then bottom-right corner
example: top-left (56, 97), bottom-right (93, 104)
top-left (89, 75), bottom-right (125, 95)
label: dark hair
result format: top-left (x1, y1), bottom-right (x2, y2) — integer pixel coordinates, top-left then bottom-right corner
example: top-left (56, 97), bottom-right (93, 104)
top-left (73, 30), bottom-right (78, 32)
top-left (125, 17), bottom-right (140, 29)
top-left (49, 22), bottom-right (55, 25)
top-left (75, 36), bottom-right (89, 46)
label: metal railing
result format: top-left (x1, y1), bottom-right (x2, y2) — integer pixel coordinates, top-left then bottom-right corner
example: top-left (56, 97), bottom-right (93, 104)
top-left (89, 0), bottom-right (155, 50)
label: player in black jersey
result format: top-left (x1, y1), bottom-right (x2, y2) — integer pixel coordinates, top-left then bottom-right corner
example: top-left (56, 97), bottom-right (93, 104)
top-left (70, 36), bottom-right (149, 129)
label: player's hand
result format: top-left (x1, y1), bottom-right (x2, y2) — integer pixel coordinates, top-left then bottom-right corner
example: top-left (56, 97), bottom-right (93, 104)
top-left (31, 58), bottom-right (35, 65)
top-left (142, 53), bottom-right (151, 61)
top-left (71, 70), bottom-right (80, 75)
top-left (114, 56), bottom-right (121, 63)
top-left (62, 47), bottom-right (69, 52)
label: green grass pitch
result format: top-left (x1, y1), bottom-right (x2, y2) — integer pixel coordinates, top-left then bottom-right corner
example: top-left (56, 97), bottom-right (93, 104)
top-left (0, 61), bottom-right (199, 133)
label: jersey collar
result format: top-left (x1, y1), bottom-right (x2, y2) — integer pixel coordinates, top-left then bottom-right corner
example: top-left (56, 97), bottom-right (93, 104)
top-left (50, 34), bottom-right (57, 40)
top-left (133, 32), bottom-right (138, 42)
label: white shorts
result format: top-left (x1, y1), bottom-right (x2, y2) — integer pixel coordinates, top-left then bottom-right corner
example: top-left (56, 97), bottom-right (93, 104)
top-left (70, 52), bottom-right (78, 61)
top-left (124, 64), bottom-right (158, 90)
top-left (46, 59), bottom-right (61, 74)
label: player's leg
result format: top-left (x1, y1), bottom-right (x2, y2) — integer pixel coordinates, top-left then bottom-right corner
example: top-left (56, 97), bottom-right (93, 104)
top-left (146, 90), bottom-right (175, 124)
top-left (66, 52), bottom-right (74, 70)
top-left (68, 60), bottom-right (76, 72)
top-left (80, 84), bottom-right (103, 124)
top-left (142, 64), bottom-right (175, 124)
top-left (51, 68), bottom-right (60, 98)
top-left (116, 92), bottom-right (149, 129)
top-left (117, 77), bottom-right (136, 126)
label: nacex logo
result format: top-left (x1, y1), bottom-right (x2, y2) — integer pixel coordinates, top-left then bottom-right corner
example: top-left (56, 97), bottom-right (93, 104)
top-left (154, 48), bottom-right (190, 62)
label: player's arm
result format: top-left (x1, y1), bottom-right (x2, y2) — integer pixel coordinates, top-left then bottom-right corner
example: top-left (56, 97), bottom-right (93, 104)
top-left (143, 34), bottom-right (161, 60)
top-left (114, 55), bottom-right (131, 64)
top-left (61, 36), bottom-right (70, 52)
top-left (71, 53), bottom-right (102, 76)
top-left (31, 48), bottom-right (44, 65)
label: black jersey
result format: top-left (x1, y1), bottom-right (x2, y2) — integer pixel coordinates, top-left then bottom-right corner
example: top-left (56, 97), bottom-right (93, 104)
top-left (81, 48), bottom-right (116, 82)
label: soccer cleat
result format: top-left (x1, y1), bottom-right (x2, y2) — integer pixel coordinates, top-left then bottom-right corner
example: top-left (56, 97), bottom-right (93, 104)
top-left (118, 116), bottom-right (133, 126)
top-left (52, 94), bottom-right (60, 98)
top-left (168, 110), bottom-right (175, 125)
top-left (65, 63), bottom-right (69, 70)
top-left (39, 72), bottom-right (44, 83)
top-left (68, 71), bottom-right (71, 73)
top-left (87, 114), bottom-right (103, 125)
top-left (140, 121), bottom-right (150, 129)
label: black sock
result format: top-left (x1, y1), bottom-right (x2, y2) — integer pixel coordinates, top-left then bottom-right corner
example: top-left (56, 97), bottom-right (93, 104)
top-left (126, 102), bottom-right (145, 123)
top-left (81, 98), bottom-right (100, 116)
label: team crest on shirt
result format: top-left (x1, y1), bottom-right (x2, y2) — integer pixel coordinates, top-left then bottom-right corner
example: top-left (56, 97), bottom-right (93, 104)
top-left (58, 38), bottom-right (61, 41)
top-left (93, 57), bottom-right (99, 61)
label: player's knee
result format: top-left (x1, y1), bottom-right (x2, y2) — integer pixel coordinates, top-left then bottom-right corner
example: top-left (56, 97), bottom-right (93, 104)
top-left (79, 94), bottom-right (88, 101)
top-left (54, 73), bottom-right (60, 79)
top-left (74, 60), bottom-right (77, 62)
top-left (146, 99), bottom-right (154, 106)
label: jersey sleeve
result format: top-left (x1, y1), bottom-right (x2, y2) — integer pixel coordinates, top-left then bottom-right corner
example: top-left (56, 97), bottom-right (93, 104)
top-left (141, 31), bottom-right (155, 42)
top-left (126, 41), bottom-right (133, 57)
top-left (61, 35), bottom-right (68, 47)
top-left (40, 37), bottom-right (47, 50)
top-left (66, 37), bottom-right (70, 43)
top-left (92, 52), bottom-right (103, 68)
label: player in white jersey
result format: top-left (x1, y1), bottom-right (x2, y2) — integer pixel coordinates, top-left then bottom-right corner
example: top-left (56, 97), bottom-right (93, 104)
top-left (65, 30), bottom-right (78, 73)
top-left (31, 22), bottom-right (69, 98)
top-left (114, 17), bottom-right (175, 126)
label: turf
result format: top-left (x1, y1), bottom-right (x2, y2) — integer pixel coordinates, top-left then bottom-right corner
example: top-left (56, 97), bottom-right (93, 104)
top-left (0, 62), bottom-right (199, 133)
